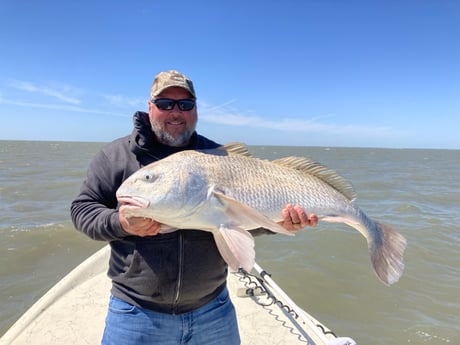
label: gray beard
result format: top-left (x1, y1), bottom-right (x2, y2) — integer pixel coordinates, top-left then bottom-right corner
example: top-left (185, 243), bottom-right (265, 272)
top-left (151, 121), bottom-right (194, 147)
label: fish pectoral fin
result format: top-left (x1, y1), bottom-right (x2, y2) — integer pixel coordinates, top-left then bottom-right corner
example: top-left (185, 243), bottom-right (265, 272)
top-left (213, 224), bottom-right (255, 272)
top-left (212, 191), bottom-right (294, 236)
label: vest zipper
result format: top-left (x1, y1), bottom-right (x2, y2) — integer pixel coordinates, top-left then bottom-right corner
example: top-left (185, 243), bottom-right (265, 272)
top-left (173, 232), bottom-right (184, 313)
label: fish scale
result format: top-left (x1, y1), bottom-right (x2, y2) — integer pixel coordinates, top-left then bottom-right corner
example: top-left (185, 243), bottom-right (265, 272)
top-left (196, 152), bottom-right (355, 219)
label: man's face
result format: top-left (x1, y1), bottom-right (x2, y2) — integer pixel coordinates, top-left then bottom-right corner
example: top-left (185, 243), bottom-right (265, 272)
top-left (148, 87), bottom-right (198, 147)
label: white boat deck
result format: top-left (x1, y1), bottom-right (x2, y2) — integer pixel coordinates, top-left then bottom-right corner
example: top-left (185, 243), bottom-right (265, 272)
top-left (0, 246), bottom-right (344, 345)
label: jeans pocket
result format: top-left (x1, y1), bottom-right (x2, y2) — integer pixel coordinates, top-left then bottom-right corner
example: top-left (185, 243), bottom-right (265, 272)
top-left (215, 288), bottom-right (230, 305)
top-left (108, 295), bottom-right (137, 314)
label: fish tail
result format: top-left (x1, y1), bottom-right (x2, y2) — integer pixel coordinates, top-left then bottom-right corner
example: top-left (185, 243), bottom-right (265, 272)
top-left (369, 221), bottom-right (407, 285)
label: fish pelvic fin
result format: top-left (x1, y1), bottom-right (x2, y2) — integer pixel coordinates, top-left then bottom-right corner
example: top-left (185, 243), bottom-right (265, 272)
top-left (272, 157), bottom-right (357, 201)
top-left (213, 224), bottom-right (255, 272)
top-left (369, 221), bottom-right (407, 285)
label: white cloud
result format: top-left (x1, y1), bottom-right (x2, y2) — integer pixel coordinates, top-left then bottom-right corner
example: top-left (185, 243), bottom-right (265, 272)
top-left (2, 81), bottom-right (401, 144)
top-left (199, 101), bottom-right (395, 138)
top-left (103, 94), bottom-right (146, 108)
top-left (0, 96), bottom-right (129, 117)
top-left (2, 80), bottom-right (141, 116)
top-left (8, 80), bottom-right (81, 105)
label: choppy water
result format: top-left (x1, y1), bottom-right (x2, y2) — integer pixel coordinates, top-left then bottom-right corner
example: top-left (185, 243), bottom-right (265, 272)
top-left (0, 140), bottom-right (459, 344)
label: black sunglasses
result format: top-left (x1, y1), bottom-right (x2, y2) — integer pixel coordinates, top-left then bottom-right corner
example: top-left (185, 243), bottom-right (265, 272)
top-left (152, 98), bottom-right (196, 111)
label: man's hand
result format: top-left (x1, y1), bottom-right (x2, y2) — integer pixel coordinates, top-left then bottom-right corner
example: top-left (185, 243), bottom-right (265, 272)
top-left (118, 205), bottom-right (162, 237)
top-left (279, 204), bottom-right (318, 232)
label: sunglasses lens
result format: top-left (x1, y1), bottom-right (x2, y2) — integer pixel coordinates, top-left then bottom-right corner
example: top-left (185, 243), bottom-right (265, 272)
top-left (178, 100), bottom-right (195, 111)
top-left (153, 99), bottom-right (195, 111)
top-left (154, 99), bottom-right (175, 110)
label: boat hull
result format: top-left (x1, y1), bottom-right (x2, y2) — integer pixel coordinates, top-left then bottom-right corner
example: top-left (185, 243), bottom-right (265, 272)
top-left (0, 246), bottom-right (336, 345)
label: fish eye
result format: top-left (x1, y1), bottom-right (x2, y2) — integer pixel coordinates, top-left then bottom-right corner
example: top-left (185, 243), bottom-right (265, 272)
top-left (143, 172), bottom-right (155, 182)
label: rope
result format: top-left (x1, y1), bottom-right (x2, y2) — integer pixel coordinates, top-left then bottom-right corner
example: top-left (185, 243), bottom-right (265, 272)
top-left (237, 268), bottom-right (338, 339)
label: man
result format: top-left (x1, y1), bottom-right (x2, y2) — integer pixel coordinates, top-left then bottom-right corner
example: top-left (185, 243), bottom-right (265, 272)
top-left (71, 70), bottom-right (317, 345)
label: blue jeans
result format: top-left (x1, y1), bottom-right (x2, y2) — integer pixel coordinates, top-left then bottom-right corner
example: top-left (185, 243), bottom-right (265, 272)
top-left (101, 288), bottom-right (240, 345)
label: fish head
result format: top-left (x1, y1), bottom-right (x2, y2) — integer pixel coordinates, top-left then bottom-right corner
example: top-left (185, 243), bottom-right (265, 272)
top-left (116, 158), bottom-right (208, 225)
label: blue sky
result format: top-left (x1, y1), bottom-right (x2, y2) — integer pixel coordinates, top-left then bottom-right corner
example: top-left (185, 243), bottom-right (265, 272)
top-left (1, 1), bottom-right (459, 149)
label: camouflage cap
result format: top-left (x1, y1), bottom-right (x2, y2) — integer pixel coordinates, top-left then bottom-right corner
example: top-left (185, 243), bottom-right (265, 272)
top-left (150, 70), bottom-right (196, 99)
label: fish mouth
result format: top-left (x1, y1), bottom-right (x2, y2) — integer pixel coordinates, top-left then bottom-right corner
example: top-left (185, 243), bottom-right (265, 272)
top-left (117, 196), bottom-right (150, 208)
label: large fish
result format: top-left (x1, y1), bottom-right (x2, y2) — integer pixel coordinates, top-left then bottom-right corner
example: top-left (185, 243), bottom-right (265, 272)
top-left (116, 143), bottom-right (406, 285)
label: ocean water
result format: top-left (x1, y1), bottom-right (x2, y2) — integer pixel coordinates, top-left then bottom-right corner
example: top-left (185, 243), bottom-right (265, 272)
top-left (0, 140), bottom-right (459, 344)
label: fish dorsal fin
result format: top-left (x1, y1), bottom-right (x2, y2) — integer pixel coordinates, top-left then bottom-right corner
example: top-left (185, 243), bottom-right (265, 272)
top-left (197, 143), bottom-right (251, 157)
top-left (220, 142), bottom-right (252, 157)
top-left (272, 157), bottom-right (357, 201)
